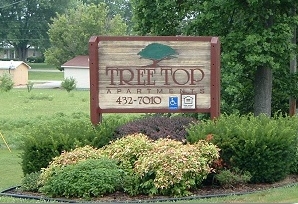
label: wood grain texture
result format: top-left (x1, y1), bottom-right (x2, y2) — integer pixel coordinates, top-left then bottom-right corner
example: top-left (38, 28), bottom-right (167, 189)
top-left (97, 40), bottom-right (211, 109)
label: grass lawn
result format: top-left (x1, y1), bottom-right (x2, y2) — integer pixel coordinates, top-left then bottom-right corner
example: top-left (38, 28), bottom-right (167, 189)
top-left (0, 86), bottom-right (298, 202)
top-left (0, 149), bottom-right (23, 191)
top-left (0, 89), bottom-right (89, 121)
top-left (171, 185), bottom-right (298, 203)
top-left (27, 63), bottom-right (56, 70)
top-left (29, 71), bottom-right (64, 81)
top-left (0, 89), bottom-right (90, 148)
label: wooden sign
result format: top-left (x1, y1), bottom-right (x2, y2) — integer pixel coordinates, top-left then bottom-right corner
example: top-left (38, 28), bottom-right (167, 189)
top-left (89, 36), bottom-right (220, 125)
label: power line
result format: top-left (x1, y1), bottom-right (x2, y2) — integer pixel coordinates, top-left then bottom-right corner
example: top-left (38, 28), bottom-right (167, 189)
top-left (0, 0), bottom-right (26, 9)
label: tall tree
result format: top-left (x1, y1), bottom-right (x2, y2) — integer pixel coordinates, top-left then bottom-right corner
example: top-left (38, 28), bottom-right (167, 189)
top-left (81, 0), bottom-right (133, 34)
top-left (44, 2), bottom-right (127, 69)
top-left (188, 0), bottom-right (298, 116)
top-left (0, 0), bottom-right (71, 61)
top-left (131, 0), bottom-right (298, 116)
top-left (131, 0), bottom-right (190, 36)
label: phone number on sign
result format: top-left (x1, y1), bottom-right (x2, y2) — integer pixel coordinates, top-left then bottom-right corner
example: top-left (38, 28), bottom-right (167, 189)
top-left (116, 96), bottom-right (162, 105)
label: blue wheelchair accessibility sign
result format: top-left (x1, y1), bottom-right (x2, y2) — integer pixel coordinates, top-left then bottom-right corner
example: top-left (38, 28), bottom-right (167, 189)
top-left (169, 96), bottom-right (178, 109)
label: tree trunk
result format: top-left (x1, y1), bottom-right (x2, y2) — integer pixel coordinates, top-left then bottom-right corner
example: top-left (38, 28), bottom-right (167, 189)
top-left (15, 45), bottom-right (28, 61)
top-left (254, 67), bottom-right (272, 116)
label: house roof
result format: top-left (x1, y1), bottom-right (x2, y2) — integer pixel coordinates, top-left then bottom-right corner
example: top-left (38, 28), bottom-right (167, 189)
top-left (0, 60), bottom-right (31, 70)
top-left (61, 55), bottom-right (89, 69)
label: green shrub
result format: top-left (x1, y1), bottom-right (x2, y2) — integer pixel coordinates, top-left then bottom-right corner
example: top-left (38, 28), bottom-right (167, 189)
top-left (101, 133), bottom-right (153, 195)
top-left (37, 134), bottom-right (219, 198)
top-left (0, 72), bottom-right (14, 92)
top-left (21, 171), bottom-right (42, 192)
top-left (40, 158), bottom-right (123, 199)
top-left (186, 113), bottom-right (298, 183)
top-left (39, 145), bottom-right (102, 185)
top-left (102, 133), bottom-right (153, 169)
top-left (114, 115), bottom-right (196, 142)
top-left (61, 77), bottom-right (76, 92)
top-left (20, 113), bottom-right (131, 175)
top-left (134, 139), bottom-right (219, 196)
top-left (26, 81), bottom-right (34, 92)
top-left (290, 143), bottom-right (298, 174)
top-left (27, 56), bottom-right (45, 63)
top-left (215, 168), bottom-right (251, 188)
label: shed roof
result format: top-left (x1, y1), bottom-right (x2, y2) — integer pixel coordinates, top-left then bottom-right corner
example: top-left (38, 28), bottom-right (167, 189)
top-left (0, 60), bottom-right (31, 70)
top-left (61, 55), bottom-right (89, 69)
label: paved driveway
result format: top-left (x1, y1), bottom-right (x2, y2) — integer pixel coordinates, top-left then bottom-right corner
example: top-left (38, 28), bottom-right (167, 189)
top-left (15, 80), bottom-right (62, 89)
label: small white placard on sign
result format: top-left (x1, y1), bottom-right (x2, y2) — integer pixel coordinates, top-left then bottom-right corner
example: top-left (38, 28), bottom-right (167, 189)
top-left (181, 94), bottom-right (196, 109)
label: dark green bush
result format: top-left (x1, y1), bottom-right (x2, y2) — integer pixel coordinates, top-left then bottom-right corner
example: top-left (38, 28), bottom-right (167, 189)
top-left (186, 113), bottom-right (298, 183)
top-left (27, 56), bottom-right (45, 63)
top-left (114, 115), bottom-right (196, 142)
top-left (40, 158), bottom-right (123, 199)
top-left (20, 113), bottom-right (134, 175)
top-left (290, 143), bottom-right (298, 174)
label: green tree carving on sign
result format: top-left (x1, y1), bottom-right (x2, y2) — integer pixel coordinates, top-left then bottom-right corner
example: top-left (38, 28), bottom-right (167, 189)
top-left (138, 43), bottom-right (178, 67)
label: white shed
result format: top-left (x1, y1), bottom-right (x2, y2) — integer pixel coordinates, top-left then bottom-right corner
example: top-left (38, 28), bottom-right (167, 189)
top-left (61, 55), bottom-right (89, 89)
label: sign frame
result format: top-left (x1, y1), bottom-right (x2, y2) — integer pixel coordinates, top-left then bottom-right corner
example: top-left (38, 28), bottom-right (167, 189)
top-left (89, 36), bottom-right (220, 125)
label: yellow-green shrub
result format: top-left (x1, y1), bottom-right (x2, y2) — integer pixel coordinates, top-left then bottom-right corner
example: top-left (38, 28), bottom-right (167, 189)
top-left (102, 133), bottom-right (153, 169)
top-left (134, 139), bottom-right (219, 196)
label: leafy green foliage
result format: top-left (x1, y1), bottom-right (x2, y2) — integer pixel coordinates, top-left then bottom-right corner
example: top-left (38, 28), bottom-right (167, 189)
top-left (27, 56), bottom-right (45, 63)
top-left (20, 113), bottom-right (131, 175)
top-left (187, 0), bottom-right (298, 115)
top-left (39, 134), bottom-right (219, 197)
top-left (0, 0), bottom-right (72, 61)
top-left (40, 158), bottom-right (123, 199)
top-left (215, 168), bottom-right (252, 188)
top-left (81, 0), bottom-right (133, 34)
top-left (0, 72), bottom-right (14, 92)
top-left (131, 0), bottom-right (189, 35)
top-left (45, 2), bottom-right (127, 69)
top-left (114, 115), bottom-right (195, 142)
top-left (290, 142), bottom-right (298, 174)
top-left (21, 171), bottom-right (42, 192)
top-left (102, 133), bottom-right (152, 171)
top-left (186, 114), bottom-right (298, 183)
top-left (102, 133), bottom-right (220, 196)
top-left (39, 145), bottom-right (101, 185)
top-left (135, 139), bottom-right (219, 196)
top-left (132, 0), bottom-right (298, 115)
top-left (61, 77), bottom-right (76, 92)
top-left (101, 133), bottom-right (153, 195)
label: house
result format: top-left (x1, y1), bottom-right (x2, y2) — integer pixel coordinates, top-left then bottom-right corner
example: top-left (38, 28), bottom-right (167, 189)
top-left (0, 43), bottom-right (42, 60)
top-left (61, 55), bottom-right (89, 89)
top-left (0, 60), bottom-right (30, 85)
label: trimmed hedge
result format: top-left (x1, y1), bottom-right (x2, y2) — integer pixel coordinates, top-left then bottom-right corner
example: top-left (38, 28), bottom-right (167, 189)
top-left (40, 158), bottom-right (123, 199)
top-left (186, 113), bottom-right (298, 183)
top-left (20, 113), bottom-right (135, 175)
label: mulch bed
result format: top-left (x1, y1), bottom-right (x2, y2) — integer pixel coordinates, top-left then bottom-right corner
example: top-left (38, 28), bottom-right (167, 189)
top-left (2, 175), bottom-right (298, 203)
